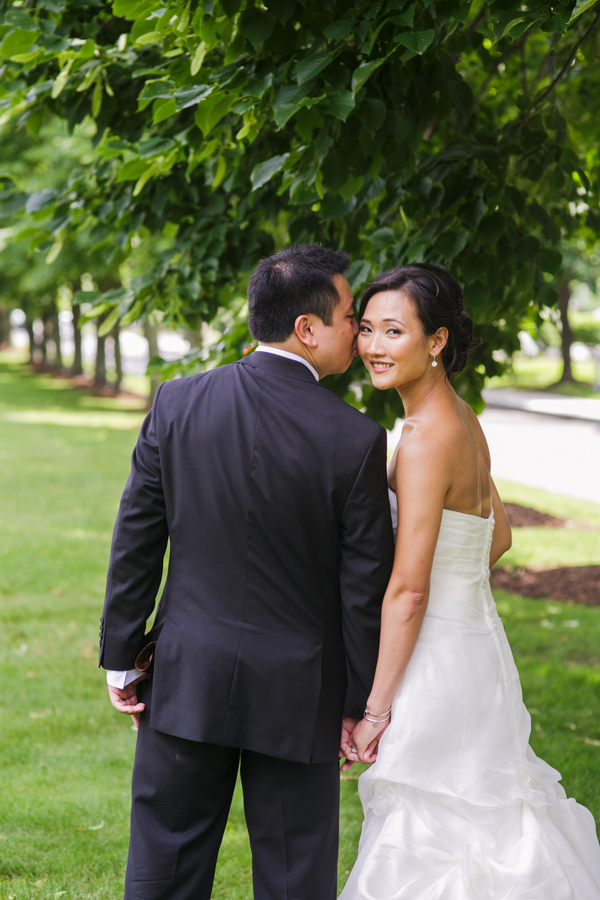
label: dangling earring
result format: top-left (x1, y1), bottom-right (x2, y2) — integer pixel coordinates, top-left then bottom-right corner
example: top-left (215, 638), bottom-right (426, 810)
top-left (431, 354), bottom-right (438, 368)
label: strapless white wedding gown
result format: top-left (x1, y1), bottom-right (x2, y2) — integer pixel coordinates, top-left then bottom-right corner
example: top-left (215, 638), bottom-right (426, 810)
top-left (341, 498), bottom-right (600, 899)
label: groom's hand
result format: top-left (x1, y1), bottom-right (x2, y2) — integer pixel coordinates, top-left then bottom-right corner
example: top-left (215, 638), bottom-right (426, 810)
top-left (348, 717), bottom-right (389, 766)
top-left (108, 675), bottom-right (148, 730)
top-left (340, 717), bottom-right (359, 772)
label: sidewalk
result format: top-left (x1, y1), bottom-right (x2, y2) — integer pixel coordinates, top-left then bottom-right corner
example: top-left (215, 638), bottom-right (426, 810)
top-left (481, 389), bottom-right (600, 504)
top-left (387, 388), bottom-right (600, 504)
top-left (482, 387), bottom-right (600, 423)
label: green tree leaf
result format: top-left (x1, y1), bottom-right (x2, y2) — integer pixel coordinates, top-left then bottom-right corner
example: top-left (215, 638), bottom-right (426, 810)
top-left (448, 79), bottom-right (473, 115)
top-left (153, 97), bottom-right (177, 124)
top-left (346, 259), bottom-right (372, 290)
top-left (324, 18), bottom-right (354, 40)
top-left (358, 98), bottom-right (386, 134)
top-left (478, 213), bottom-right (505, 245)
top-left (191, 41), bottom-right (208, 76)
top-left (112, 0), bottom-right (154, 18)
top-left (137, 79), bottom-right (176, 111)
top-left (434, 230), bottom-right (468, 258)
top-left (265, 0), bottom-right (297, 26)
top-left (492, 12), bottom-right (527, 41)
top-left (392, 6), bottom-right (415, 27)
top-left (394, 30), bottom-right (435, 55)
top-left (569, 0), bottom-right (600, 21)
top-left (351, 58), bottom-right (384, 94)
top-left (116, 159), bottom-right (151, 182)
top-left (222, 0), bottom-right (242, 15)
top-left (295, 50), bottom-right (334, 85)
top-left (0, 29), bottom-right (39, 58)
top-left (514, 236), bottom-right (541, 262)
top-left (240, 9), bottom-right (276, 49)
top-left (251, 153), bottom-right (290, 190)
top-left (537, 247), bottom-right (562, 274)
top-left (195, 92), bottom-right (234, 137)
top-left (25, 190), bottom-right (57, 214)
top-left (322, 90), bottom-right (355, 121)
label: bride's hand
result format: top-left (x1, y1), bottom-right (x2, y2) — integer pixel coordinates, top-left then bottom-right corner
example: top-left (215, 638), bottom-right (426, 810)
top-left (348, 717), bottom-right (390, 765)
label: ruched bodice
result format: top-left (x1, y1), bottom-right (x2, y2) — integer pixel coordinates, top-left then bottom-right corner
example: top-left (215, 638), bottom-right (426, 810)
top-left (430, 507), bottom-right (494, 612)
top-left (341, 493), bottom-right (600, 900)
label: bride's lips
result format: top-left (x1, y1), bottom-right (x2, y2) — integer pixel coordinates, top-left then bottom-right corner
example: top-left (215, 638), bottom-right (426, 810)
top-left (370, 360), bottom-right (394, 373)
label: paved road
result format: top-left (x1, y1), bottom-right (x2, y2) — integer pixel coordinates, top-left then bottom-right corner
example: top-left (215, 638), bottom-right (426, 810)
top-left (388, 407), bottom-right (600, 505)
top-left (482, 387), bottom-right (600, 423)
top-left (479, 407), bottom-right (600, 504)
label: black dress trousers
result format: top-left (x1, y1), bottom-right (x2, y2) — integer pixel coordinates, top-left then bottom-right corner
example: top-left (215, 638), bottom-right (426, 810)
top-left (125, 688), bottom-right (340, 900)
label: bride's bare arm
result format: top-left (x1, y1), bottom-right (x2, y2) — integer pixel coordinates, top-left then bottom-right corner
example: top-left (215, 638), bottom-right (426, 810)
top-left (490, 479), bottom-right (512, 567)
top-left (350, 430), bottom-right (449, 762)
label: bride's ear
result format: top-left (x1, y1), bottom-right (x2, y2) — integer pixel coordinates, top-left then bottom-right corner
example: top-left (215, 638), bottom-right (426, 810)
top-left (430, 327), bottom-right (448, 358)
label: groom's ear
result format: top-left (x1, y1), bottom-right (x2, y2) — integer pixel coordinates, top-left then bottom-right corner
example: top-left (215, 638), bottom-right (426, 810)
top-left (295, 314), bottom-right (319, 348)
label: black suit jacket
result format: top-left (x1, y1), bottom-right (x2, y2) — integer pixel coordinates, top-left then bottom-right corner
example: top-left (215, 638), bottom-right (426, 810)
top-left (99, 351), bottom-right (394, 763)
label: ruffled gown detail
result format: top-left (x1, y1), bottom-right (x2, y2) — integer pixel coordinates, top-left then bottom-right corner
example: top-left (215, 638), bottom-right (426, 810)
top-left (341, 505), bottom-right (600, 900)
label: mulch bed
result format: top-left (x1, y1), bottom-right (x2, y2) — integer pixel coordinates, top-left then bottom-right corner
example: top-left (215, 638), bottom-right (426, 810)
top-left (491, 566), bottom-right (600, 607)
top-left (504, 502), bottom-right (567, 528)
top-left (503, 502), bottom-right (594, 530)
top-left (492, 503), bottom-right (600, 606)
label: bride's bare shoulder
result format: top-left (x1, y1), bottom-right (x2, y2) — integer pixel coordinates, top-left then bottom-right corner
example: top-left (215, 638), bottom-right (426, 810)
top-left (456, 396), bottom-right (491, 458)
top-left (397, 415), bottom-right (453, 462)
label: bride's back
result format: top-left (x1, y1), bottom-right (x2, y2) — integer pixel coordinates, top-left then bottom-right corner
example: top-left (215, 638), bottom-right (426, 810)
top-left (442, 395), bottom-right (493, 519)
top-left (391, 390), bottom-right (493, 520)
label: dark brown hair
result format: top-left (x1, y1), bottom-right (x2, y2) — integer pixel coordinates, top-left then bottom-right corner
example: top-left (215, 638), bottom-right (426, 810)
top-left (359, 263), bottom-right (480, 377)
top-left (248, 244), bottom-right (350, 342)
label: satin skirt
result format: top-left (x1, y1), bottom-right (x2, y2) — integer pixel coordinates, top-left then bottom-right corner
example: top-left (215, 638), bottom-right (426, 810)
top-left (341, 590), bottom-right (600, 899)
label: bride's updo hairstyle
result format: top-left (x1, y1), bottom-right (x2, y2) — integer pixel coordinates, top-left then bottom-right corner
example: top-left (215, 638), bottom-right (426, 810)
top-left (358, 263), bottom-right (480, 378)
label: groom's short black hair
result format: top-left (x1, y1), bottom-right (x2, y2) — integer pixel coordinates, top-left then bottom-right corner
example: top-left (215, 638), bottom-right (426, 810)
top-left (248, 244), bottom-right (351, 343)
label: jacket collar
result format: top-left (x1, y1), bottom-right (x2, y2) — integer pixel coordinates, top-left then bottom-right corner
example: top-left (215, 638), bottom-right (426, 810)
top-left (240, 350), bottom-right (322, 385)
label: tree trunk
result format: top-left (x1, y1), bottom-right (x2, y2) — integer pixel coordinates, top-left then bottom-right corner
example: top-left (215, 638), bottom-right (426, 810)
top-left (41, 315), bottom-right (50, 367)
top-left (143, 317), bottom-right (161, 404)
top-left (94, 314), bottom-right (107, 388)
top-left (25, 315), bottom-right (35, 364)
top-left (558, 279), bottom-right (573, 383)
top-left (71, 302), bottom-right (83, 376)
top-left (51, 308), bottom-right (63, 371)
top-left (592, 347), bottom-right (600, 393)
top-left (0, 306), bottom-right (10, 346)
top-left (112, 321), bottom-right (123, 393)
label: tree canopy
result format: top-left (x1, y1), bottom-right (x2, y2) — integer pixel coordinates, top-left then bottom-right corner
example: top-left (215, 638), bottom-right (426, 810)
top-left (1, 0), bottom-right (600, 422)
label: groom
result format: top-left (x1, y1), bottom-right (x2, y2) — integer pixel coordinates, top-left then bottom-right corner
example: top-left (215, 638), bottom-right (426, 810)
top-left (99, 244), bottom-right (395, 900)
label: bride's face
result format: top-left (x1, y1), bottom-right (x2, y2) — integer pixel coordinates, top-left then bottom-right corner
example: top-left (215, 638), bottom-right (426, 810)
top-left (358, 289), bottom-right (440, 391)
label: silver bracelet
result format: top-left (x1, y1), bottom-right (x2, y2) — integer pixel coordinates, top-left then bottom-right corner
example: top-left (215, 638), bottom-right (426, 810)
top-left (364, 706), bottom-right (392, 719)
top-left (364, 713), bottom-right (391, 726)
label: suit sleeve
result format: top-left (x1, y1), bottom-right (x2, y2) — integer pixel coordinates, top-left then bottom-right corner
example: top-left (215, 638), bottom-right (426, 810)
top-left (339, 426), bottom-right (395, 718)
top-left (98, 384), bottom-right (168, 670)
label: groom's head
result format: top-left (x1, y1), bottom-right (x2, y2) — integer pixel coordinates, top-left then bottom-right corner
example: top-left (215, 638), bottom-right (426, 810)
top-left (248, 244), bottom-right (358, 377)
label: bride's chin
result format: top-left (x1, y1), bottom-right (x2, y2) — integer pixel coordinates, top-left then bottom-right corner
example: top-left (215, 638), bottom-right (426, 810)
top-left (370, 373), bottom-right (397, 389)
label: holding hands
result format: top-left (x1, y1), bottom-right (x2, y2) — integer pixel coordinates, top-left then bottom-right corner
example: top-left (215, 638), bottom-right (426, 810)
top-left (341, 706), bottom-right (392, 768)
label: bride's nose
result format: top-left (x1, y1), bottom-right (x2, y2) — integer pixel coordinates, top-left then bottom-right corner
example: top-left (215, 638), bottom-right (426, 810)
top-left (368, 330), bottom-right (386, 355)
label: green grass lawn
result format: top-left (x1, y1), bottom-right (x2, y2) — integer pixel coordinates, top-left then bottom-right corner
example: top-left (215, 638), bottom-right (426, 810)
top-left (488, 353), bottom-right (600, 398)
top-left (1, 356), bottom-right (600, 899)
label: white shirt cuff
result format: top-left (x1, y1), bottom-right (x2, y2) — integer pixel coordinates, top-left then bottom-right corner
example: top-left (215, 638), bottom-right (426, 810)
top-left (106, 668), bottom-right (140, 689)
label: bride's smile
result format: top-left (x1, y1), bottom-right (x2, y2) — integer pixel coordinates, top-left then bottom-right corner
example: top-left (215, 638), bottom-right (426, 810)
top-left (358, 289), bottom-right (446, 392)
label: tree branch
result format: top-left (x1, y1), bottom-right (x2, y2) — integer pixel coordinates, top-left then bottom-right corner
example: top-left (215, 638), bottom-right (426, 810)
top-left (523, 9), bottom-right (600, 120)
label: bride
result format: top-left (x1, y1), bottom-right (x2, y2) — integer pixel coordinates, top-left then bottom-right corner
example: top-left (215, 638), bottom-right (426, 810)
top-left (341, 264), bottom-right (600, 898)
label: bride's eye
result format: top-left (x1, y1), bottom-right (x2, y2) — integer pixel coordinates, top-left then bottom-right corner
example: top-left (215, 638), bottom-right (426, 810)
top-left (387, 328), bottom-right (401, 336)
top-left (359, 325), bottom-right (372, 333)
